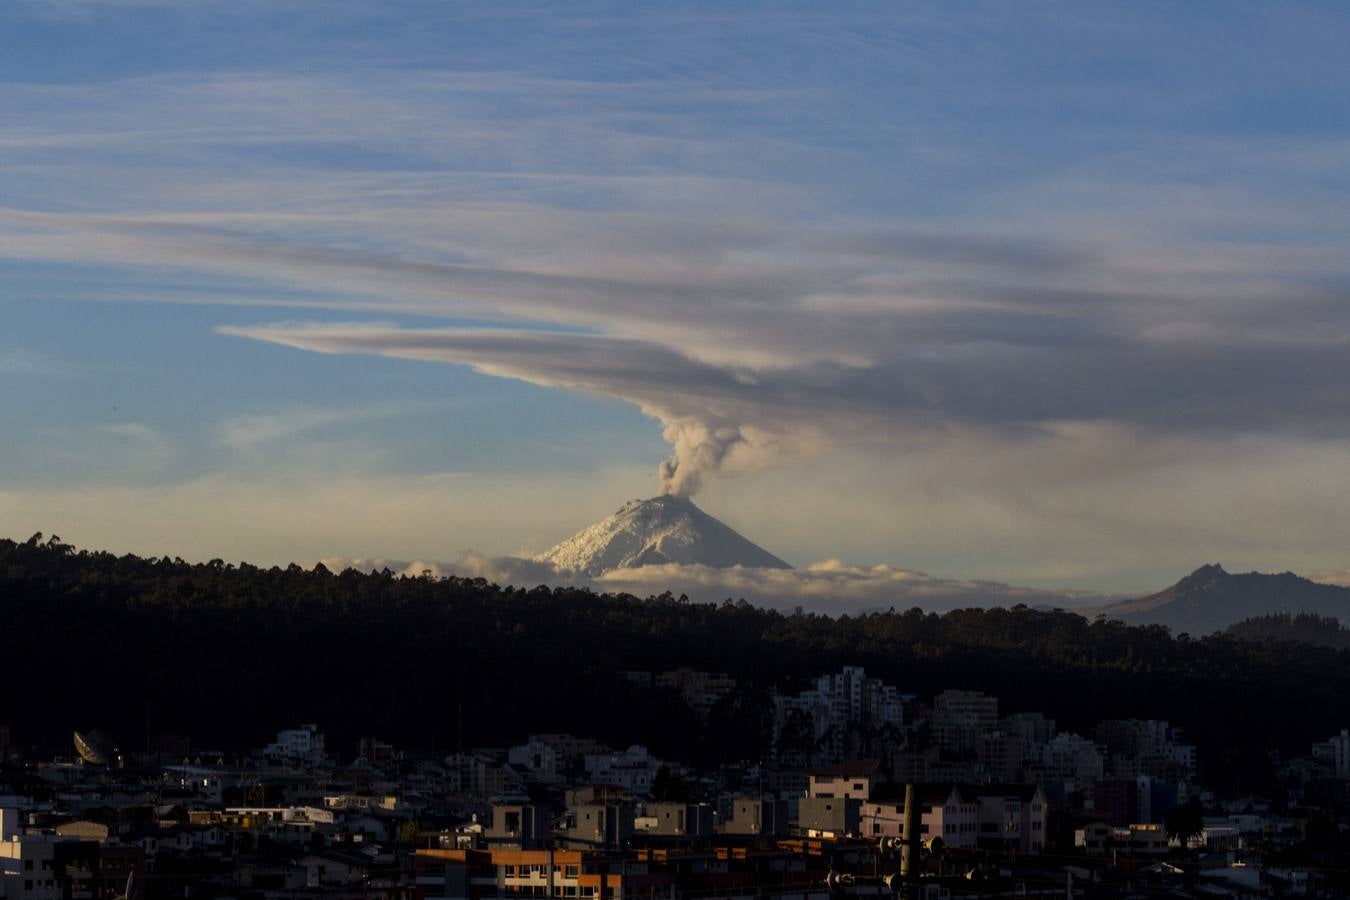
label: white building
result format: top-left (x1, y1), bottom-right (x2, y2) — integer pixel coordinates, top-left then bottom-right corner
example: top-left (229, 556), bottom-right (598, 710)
top-left (773, 667), bottom-right (907, 763)
top-left (444, 754), bottom-right (521, 798)
top-left (264, 724), bottom-right (326, 766)
top-left (859, 784), bottom-right (1047, 854)
top-left (1039, 733), bottom-right (1104, 782)
top-left (1096, 719), bottom-right (1196, 778)
top-left (582, 746), bottom-right (662, 794)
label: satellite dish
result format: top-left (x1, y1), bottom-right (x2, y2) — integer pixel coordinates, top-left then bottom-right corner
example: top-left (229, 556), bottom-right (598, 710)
top-left (73, 730), bottom-right (121, 766)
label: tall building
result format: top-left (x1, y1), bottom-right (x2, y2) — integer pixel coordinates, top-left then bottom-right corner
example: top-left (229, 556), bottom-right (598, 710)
top-left (1003, 712), bottom-right (1056, 746)
top-left (931, 690), bottom-right (998, 755)
top-left (582, 745), bottom-right (663, 793)
top-left (977, 732), bottom-right (1026, 782)
top-left (773, 667), bottom-right (907, 764)
top-left (1317, 729), bottom-right (1350, 779)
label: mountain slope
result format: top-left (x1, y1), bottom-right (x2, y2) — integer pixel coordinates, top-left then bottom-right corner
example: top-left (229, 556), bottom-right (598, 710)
top-left (1084, 563), bottom-right (1350, 634)
top-left (537, 495), bottom-right (792, 576)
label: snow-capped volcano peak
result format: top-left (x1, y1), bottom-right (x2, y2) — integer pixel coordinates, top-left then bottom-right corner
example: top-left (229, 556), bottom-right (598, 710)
top-left (537, 495), bottom-right (792, 576)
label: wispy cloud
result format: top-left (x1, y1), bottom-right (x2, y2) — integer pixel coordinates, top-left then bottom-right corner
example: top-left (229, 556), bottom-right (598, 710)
top-left (11, 175), bottom-right (1350, 499)
top-left (214, 399), bottom-right (448, 451)
top-left (97, 421), bottom-right (176, 468)
top-left (0, 348), bottom-right (76, 378)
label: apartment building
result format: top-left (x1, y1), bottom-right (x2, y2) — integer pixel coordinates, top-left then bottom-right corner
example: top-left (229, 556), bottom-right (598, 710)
top-left (858, 784), bottom-right (1047, 854)
top-left (931, 691), bottom-right (998, 755)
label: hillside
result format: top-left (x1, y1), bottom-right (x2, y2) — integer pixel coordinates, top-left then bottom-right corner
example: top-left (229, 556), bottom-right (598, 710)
top-left (2, 534), bottom-right (1349, 794)
top-left (1084, 563), bottom-right (1350, 634)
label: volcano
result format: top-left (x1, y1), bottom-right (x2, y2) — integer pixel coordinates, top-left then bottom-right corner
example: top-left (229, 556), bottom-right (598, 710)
top-left (536, 495), bottom-right (792, 577)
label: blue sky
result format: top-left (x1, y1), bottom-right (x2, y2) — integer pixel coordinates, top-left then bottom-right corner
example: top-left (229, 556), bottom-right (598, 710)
top-left (3, 1), bottom-right (1350, 599)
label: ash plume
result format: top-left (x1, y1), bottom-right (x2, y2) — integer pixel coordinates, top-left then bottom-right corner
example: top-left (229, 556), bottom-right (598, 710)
top-left (656, 419), bottom-right (802, 497)
top-left (657, 421), bottom-right (744, 497)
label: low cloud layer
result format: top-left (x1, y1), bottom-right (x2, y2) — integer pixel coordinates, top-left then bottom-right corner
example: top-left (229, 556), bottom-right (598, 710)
top-left (317, 555), bottom-right (1110, 615)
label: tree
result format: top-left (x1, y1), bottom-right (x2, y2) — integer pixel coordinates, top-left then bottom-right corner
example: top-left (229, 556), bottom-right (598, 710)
top-left (1164, 799), bottom-right (1204, 848)
top-left (705, 686), bottom-right (775, 764)
top-left (651, 765), bottom-right (689, 802)
top-left (776, 708), bottom-right (816, 766)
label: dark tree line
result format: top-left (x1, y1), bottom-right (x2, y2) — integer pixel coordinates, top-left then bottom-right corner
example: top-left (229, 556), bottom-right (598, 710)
top-left (3, 533), bottom-right (1348, 795)
top-left (1227, 612), bottom-right (1350, 649)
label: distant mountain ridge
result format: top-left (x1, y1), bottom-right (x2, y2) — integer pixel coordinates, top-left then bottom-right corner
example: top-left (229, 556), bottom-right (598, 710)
top-left (1085, 563), bottom-right (1350, 634)
top-left (537, 495), bottom-right (792, 577)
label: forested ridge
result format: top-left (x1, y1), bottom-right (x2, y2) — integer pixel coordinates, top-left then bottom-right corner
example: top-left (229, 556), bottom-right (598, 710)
top-left (1227, 612), bottom-right (1350, 649)
top-left (3, 533), bottom-right (1347, 795)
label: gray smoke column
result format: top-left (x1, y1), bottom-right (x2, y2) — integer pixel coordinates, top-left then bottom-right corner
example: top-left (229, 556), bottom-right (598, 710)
top-left (657, 420), bottom-right (749, 497)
